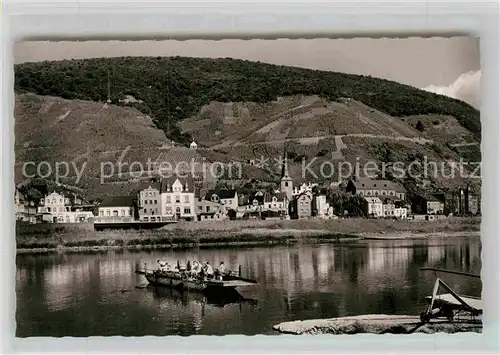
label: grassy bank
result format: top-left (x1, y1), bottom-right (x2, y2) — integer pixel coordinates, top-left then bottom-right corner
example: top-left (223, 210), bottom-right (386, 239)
top-left (16, 217), bottom-right (480, 253)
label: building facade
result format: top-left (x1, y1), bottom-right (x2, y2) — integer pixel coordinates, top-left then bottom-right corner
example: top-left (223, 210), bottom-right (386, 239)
top-left (97, 196), bottom-right (136, 221)
top-left (346, 178), bottom-right (406, 201)
top-left (205, 187), bottom-right (239, 212)
top-left (363, 197), bottom-right (383, 218)
top-left (137, 182), bottom-right (162, 221)
top-left (161, 175), bottom-right (196, 221)
top-left (37, 191), bottom-right (93, 223)
top-left (195, 199), bottom-right (227, 221)
top-left (289, 193), bottom-right (312, 219)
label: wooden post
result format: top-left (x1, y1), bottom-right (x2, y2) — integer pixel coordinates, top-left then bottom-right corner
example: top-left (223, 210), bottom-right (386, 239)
top-left (177, 260), bottom-right (180, 270)
top-left (239, 265), bottom-right (242, 277)
top-left (144, 262), bottom-right (147, 273)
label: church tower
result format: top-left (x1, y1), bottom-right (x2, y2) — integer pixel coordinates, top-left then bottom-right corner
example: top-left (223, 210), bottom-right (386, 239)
top-left (280, 147), bottom-right (294, 201)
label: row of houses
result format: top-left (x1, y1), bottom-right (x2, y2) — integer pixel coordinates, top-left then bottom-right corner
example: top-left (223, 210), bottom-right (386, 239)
top-left (15, 165), bottom-right (480, 224)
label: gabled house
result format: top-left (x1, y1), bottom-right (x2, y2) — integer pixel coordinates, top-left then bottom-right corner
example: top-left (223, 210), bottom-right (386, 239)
top-left (362, 196), bottom-right (383, 218)
top-left (205, 186), bottom-right (238, 212)
top-left (264, 192), bottom-right (286, 212)
top-left (195, 198), bottom-right (227, 221)
top-left (37, 190), bottom-right (94, 223)
top-left (161, 175), bottom-right (196, 221)
top-left (137, 182), bottom-right (162, 222)
top-left (289, 193), bottom-right (312, 219)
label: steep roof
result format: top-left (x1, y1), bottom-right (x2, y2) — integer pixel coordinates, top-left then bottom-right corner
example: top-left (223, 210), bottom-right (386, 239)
top-left (160, 174), bottom-right (195, 193)
top-left (205, 188), bottom-right (237, 200)
top-left (353, 178), bottom-right (406, 192)
top-left (99, 195), bottom-right (135, 208)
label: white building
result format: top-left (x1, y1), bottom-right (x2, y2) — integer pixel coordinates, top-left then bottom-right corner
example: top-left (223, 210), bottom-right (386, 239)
top-left (190, 140), bottom-right (198, 150)
top-left (38, 191), bottom-right (93, 223)
top-left (363, 196), bottom-right (383, 218)
top-left (314, 195), bottom-right (332, 219)
top-left (161, 175), bottom-right (196, 221)
top-left (264, 192), bottom-right (286, 211)
top-left (394, 206), bottom-right (408, 219)
top-left (195, 199), bottom-right (227, 221)
top-left (205, 186), bottom-right (238, 212)
top-left (97, 196), bottom-right (135, 221)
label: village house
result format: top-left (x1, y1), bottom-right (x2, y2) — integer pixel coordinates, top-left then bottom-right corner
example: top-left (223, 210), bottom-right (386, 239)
top-left (14, 188), bottom-right (38, 223)
top-left (313, 194), bottom-right (332, 219)
top-left (411, 194), bottom-right (445, 215)
top-left (38, 191), bottom-right (93, 223)
top-left (264, 191), bottom-right (286, 212)
top-left (137, 182), bottom-right (163, 222)
top-left (195, 198), bottom-right (227, 221)
top-left (189, 140), bottom-right (198, 150)
top-left (346, 178), bottom-right (406, 201)
top-left (161, 175), bottom-right (196, 221)
top-left (362, 196), bottom-right (383, 218)
top-left (97, 196), bottom-right (137, 221)
top-left (205, 186), bottom-right (239, 212)
top-left (289, 193), bottom-right (312, 219)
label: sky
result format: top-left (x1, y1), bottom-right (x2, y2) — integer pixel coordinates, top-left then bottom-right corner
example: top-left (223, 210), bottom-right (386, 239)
top-left (14, 37), bottom-right (481, 109)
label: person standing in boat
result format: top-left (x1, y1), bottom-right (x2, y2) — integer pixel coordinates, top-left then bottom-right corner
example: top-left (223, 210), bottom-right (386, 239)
top-left (203, 261), bottom-right (214, 280)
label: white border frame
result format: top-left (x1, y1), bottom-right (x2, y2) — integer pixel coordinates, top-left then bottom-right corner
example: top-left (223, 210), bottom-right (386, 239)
top-left (2, 1), bottom-right (499, 354)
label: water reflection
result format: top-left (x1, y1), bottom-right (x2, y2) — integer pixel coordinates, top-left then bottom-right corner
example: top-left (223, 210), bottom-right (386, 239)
top-left (16, 236), bottom-right (481, 337)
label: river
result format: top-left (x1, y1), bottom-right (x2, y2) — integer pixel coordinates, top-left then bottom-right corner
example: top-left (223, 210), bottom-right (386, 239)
top-left (16, 236), bottom-right (481, 337)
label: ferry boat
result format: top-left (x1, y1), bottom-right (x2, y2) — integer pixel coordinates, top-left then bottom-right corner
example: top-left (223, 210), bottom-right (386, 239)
top-left (137, 265), bottom-right (258, 293)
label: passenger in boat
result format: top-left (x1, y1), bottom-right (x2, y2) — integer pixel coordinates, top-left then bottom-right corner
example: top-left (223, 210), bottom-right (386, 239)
top-left (186, 260), bottom-right (192, 272)
top-left (203, 261), bottom-right (214, 279)
top-left (215, 261), bottom-right (227, 280)
top-left (157, 260), bottom-right (169, 273)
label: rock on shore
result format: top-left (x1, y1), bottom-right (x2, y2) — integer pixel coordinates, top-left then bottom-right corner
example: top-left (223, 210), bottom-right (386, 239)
top-left (273, 315), bottom-right (482, 335)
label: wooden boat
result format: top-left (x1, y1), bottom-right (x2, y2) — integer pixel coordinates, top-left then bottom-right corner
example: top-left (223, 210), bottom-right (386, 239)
top-left (138, 267), bottom-right (258, 293)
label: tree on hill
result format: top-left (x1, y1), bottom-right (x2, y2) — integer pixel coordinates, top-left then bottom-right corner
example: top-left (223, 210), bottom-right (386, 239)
top-left (416, 120), bottom-right (425, 132)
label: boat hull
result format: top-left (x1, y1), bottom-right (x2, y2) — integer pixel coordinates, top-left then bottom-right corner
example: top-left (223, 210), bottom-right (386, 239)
top-left (145, 272), bottom-right (235, 292)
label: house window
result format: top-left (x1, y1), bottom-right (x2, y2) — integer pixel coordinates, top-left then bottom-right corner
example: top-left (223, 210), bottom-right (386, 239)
top-left (390, 192), bottom-right (394, 196)
top-left (144, 200), bottom-right (148, 204)
top-left (166, 196), bottom-right (171, 203)
top-left (166, 207), bottom-right (172, 213)
top-left (285, 182), bottom-right (288, 187)
top-left (144, 217), bottom-right (149, 221)
top-left (113, 210), bottom-right (118, 216)
top-left (361, 184), bottom-right (365, 187)
top-left (154, 200), bottom-right (157, 204)
top-left (184, 208), bottom-right (191, 214)
top-left (99, 211), bottom-right (104, 216)
top-left (175, 195), bottom-right (180, 203)
top-left (176, 207), bottom-right (181, 213)
top-left (184, 195), bottom-right (190, 203)
top-left (151, 217), bottom-right (156, 222)
top-left (382, 191), bottom-right (386, 195)
top-left (121, 210), bottom-right (125, 216)
top-left (106, 210), bottom-right (110, 216)
top-left (206, 206), bottom-right (210, 212)
top-left (149, 200), bottom-right (153, 204)
top-left (143, 208), bottom-right (148, 214)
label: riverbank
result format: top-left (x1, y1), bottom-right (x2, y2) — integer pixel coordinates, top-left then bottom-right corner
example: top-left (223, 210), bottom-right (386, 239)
top-left (273, 314), bottom-right (482, 335)
top-left (16, 217), bottom-right (480, 253)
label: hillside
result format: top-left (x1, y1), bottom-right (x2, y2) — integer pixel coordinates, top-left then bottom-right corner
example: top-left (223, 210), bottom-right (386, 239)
top-left (181, 95), bottom-right (480, 191)
top-left (14, 94), bottom-right (228, 199)
top-left (15, 56), bottom-right (481, 146)
top-left (14, 57), bottom-right (481, 198)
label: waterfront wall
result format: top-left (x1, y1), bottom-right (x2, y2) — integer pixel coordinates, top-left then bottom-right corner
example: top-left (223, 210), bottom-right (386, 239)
top-left (16, 221), bottom-right (95, 236)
